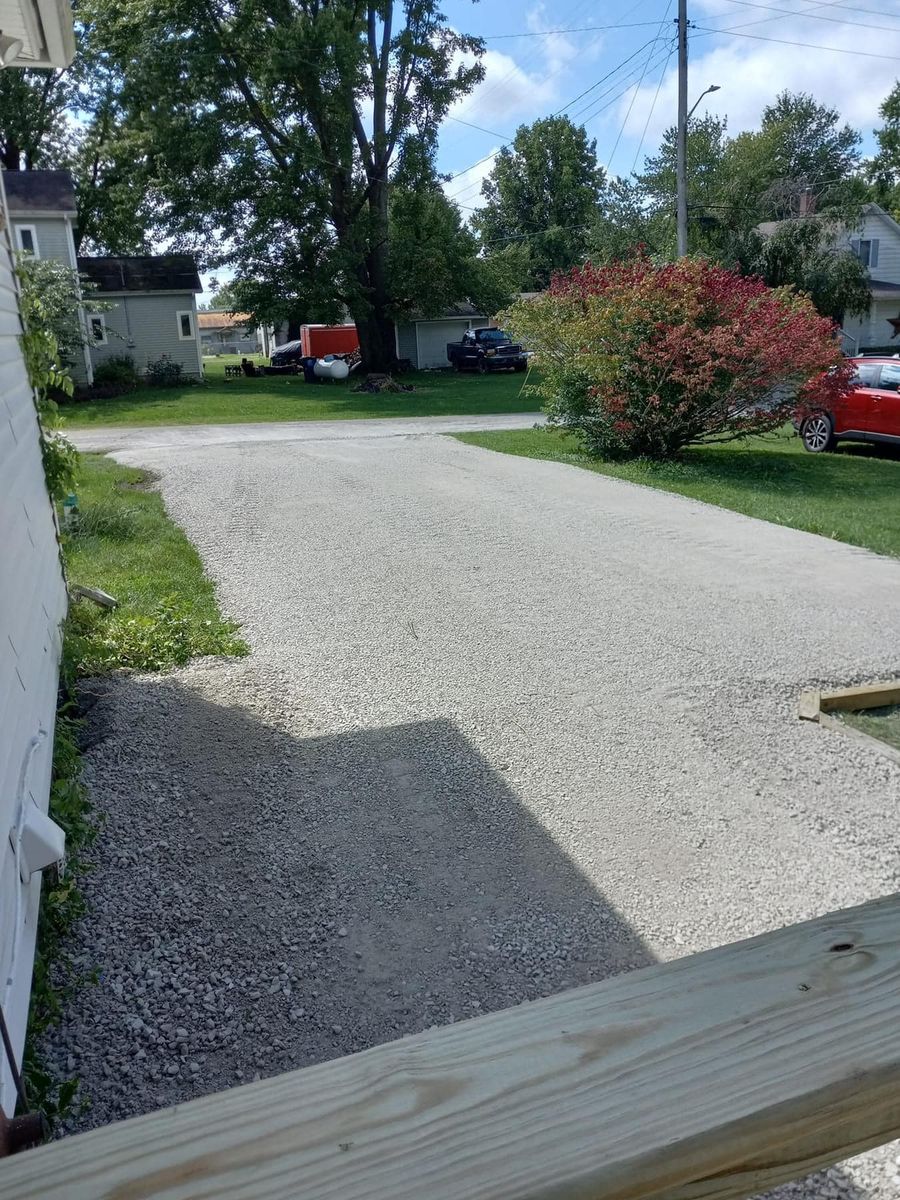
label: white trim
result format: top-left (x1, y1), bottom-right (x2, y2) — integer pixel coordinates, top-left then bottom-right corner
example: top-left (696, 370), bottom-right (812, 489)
top-left (93, 288), bottom-right (202, 298)
top-left (13, 224), bottom-right (39, 257)
top-left (87, 312), bottom-right (108, 346)
top-left (192, 298), bottom-right (203, 376)
top-left (36, 0), bottom-right (77, 67)
top-left (176, 309), bottom-right (195, 341)
top-left (393, 321), bottom-right (400, 360)
top-left (413, 321), bottom-right (421, 369)
top-left (5, 208), bottom-right (77, 220)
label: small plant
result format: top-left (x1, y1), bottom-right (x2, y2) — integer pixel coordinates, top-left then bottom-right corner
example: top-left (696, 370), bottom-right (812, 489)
top-left (503, 256), bottom-right (852, 460)
top-left (92, 354), bottom-right (140, 391)
top-left (145, 354), bottom-right (185, 387)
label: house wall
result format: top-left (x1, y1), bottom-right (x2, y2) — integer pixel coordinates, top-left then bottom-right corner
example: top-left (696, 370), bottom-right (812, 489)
top-left (90, 293), bottom-right (202, 377)
top-left (7, 213), bottom-right (74, 268)
top-left (841, 298), bottom-right (900, 352)
top-left (836, 210), bottom-right (900, 288)
top-left (396, 321), bottom-right (417, 364)
top-left (0, 178), bottom-right (68, 1117)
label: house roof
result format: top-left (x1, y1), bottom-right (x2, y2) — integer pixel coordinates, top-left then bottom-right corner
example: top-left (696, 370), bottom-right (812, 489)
top-left (3, 168), bottom-right (76, 213)
top-left (77, 255), bottom-right (203, 294)
top-left (197, 310), bottom-right (254, 331)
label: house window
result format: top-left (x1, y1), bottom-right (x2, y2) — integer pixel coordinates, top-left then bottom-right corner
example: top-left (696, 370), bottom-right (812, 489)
top-left (852, 238), bottom-right (880, 268)
top-left (14, 225), bottom-right (39, 256)
top-left (88, 314), bottom-right (107, 346)
top-left (177, 310), bottom-right (195, 340)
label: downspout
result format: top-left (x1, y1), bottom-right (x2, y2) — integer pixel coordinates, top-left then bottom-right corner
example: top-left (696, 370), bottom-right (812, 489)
top-left (64, 215), bottom-right (93, 386)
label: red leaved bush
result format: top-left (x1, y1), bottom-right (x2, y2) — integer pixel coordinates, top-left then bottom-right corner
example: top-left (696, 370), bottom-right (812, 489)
top-left (504, 256), bottom-right (851, 459)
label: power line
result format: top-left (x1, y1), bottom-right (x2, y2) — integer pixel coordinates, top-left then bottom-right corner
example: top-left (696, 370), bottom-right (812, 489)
top-left (631, 48), bottom-right (675, 174)
top-left (693, 22), bottom-right (900, 59)
top-left (606, 3), bottom-right (675, 174)
top-left (483, 20), bottom-right (670, 40)
top-left (712, 0), bottom-right (900, 34)
top-left (446, 116), bottom-right (513, 140)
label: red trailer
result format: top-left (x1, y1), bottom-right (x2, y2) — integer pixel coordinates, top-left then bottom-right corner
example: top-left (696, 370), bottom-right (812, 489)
top-left (300, 324), bottom-right (359, 358)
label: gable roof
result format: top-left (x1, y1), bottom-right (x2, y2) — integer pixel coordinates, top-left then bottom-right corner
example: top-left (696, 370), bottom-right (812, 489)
top-left (757, 203), bottom-right (900, 242)
top-left (77, 255), bottom-right (202, 294)
top-left (3, 168), bottom-right (76, 214)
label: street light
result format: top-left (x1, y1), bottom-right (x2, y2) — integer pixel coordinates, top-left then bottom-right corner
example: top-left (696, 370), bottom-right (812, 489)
top-left (688, 84), bottom-right (721, 122)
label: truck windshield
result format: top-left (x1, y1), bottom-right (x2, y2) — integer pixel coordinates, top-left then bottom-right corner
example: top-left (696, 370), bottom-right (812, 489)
top-left (478, 329), bottom-right (511, 344)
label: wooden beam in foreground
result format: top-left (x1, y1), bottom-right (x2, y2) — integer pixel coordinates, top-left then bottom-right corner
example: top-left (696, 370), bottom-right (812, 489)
top-left (5, 895), bottom-right (900, 1200)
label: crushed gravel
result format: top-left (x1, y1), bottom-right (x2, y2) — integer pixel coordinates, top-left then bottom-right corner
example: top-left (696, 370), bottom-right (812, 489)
top-left (43, 427), bottom-right (900, 1197)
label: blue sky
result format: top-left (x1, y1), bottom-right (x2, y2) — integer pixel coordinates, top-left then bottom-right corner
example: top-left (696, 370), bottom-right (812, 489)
top-left (436, 0), bottom-right (900, 209)
top-left (202, 0), bottom-right (900, 299)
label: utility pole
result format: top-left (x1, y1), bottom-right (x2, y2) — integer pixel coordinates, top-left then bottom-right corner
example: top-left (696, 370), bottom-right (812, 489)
top-left (676, 0), bottom-right (688, 257)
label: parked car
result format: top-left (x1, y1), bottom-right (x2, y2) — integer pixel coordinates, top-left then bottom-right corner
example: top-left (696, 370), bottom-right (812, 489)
top-left (446, 327), bottom-right (527, 373)
top-left (800, 356), bottom-right (900, 452)
top-left (269, 339), bottom-right (304, 367)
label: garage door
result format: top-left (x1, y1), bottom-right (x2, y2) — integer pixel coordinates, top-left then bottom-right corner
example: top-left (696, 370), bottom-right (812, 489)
top-left (415, 320), bottom-right (471, 369)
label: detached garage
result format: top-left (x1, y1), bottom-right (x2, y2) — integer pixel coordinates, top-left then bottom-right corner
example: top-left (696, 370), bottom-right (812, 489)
top-left (395, 303), bottom-right (488, 369)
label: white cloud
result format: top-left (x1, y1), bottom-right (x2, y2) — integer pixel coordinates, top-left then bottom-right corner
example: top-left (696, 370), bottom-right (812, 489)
top-left (614, 11), bottom-right (900, 159)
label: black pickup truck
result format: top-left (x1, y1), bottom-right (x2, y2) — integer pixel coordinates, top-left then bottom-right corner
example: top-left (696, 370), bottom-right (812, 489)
top-left (446, 327), bottom-right (528, 373)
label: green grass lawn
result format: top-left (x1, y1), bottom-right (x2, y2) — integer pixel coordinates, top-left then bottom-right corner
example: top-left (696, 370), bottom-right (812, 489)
top-left (62, 362), bottom-right (540, 427)
top-left (455, 426), bottom-right (900, 559)
top-left (839, 706), bottom-right (900, 751)
top-left (64, 455), bottom-right (246, 677)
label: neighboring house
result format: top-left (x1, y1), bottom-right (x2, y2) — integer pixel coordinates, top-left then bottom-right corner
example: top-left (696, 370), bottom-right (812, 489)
top-left (395, 303), bottom-right (491, 369)
top-left (198, 309), bottom-right (262, 355)
top-left (2, 168), bottom-right (204, 380)
top-left (77, 255), bottom-right (204, 379)
top-left (0, 0), bottom-right (75, 1121)
top-left (759, 202), bottom-right (900, 354)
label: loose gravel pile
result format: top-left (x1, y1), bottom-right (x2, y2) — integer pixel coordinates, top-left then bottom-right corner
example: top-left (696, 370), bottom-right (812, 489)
top-left (44, 426), bottom-right (900, 1197)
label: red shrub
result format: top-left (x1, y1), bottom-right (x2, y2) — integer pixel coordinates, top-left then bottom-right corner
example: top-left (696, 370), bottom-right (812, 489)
top-left (505, 257), bottom-right (851, 459)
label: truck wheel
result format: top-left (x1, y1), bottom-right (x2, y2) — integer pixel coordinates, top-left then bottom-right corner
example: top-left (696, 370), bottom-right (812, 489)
top-left (477, 358), bottom-right (488, 374)
top-left (514, 362), bottom-right (527, 372)
top-left (452, 357), bottom-right (461, 372)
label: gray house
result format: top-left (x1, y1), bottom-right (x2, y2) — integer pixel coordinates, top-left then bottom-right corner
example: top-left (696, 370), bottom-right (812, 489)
top-left (77, 255), bottom-right (204, 378)
top-left (2, 168), bottom-right (203, 381)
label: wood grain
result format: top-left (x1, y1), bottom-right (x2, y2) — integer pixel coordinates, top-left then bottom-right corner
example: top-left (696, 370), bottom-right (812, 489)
top-left (818, 681), bottom-right (900, 713)
top-left (4, 895), bottom-right (900, 1200)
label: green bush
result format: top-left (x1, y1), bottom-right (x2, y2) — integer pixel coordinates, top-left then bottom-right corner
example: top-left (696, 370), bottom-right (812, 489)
top-left (92, 354), bottom-right (140, 390)
top-left (145, 355), bottom-right (185, 387)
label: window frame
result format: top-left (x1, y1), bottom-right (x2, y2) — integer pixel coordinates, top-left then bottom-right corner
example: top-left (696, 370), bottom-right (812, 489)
top-left (853, 238), bottom-right (880, 268)
top-left (14, 224), bottom-right (39, 257)
top-left (176, 309), bottom-right (196, 341)
top-left (87, 313), bottom-right (108, 346)
top-left (877, 361), bottom-right (900, 392)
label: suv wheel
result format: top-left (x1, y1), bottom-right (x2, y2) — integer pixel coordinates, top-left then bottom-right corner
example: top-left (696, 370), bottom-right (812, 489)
top-left (801, 413), bottom-right (835, 453)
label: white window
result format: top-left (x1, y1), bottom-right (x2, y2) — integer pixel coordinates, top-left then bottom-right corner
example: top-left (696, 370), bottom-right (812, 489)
top-left (852, 238), bottom-right (880, 268)
top-left (14, 225), bottom-right (39, 256)
top-left (177, 310), bottom-right (195, 340)
top-left (87, 313), bottom-right (107, 346)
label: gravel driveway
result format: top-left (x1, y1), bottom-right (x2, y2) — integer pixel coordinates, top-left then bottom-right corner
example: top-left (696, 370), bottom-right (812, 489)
top-left (48, 423), bottom-right (900, 1196)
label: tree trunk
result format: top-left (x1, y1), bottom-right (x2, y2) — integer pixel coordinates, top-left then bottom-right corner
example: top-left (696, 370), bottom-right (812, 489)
top-left (1, 141), bottom-right (22, 171)
top-left (287, 316), bottom-right (302, 342)
top-left (355, 309), bottom-right (396, 373)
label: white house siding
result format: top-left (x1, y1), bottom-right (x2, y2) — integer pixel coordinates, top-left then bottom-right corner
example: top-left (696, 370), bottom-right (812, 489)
top-left (90, 293), bottom-right (203, 377)
top-left (396, 321), bottom-right (417, 363)
top-left (0, 179), bottom-right (67, 1117)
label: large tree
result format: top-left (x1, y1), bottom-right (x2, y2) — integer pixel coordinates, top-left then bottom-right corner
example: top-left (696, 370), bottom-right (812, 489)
top-left (87, 0), bottom-right (486, 370)
top-left (472, 116), bottom-right (605, 289)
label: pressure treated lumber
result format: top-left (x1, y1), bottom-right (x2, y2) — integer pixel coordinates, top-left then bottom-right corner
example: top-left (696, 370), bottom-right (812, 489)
top-left (817, 680), bottom-right (900, 713)
top-left (4, 894), bottom-right (900, 1200)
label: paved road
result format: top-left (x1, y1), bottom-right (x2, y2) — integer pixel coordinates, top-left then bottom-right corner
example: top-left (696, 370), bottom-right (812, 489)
top-left (69, 411), bottom-right (545, 453)
top-left (51, 425), bottom-right (900, 1194)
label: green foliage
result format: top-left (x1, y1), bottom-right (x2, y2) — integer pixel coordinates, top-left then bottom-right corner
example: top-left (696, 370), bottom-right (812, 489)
top-left (869, 83), bottom-right (900, 217)
top-left (747, 218), bottom-right (871, 324)
top-left (14, 251), bottom-right (81, 503)
top-left (144, 355), bottom-right (185, 387)
top-left (91, 354), bottom-right (139, 389)
top-left (0, 65), bottom-right (74, 170)
top-left (23, 712), bottom-right (96, 1125)
top-left (473, 116), bottom-right (606, 288)
top-left (86, 0), bottom-right (486, 369)
top-left (505, 258), bottom-right (847, 460)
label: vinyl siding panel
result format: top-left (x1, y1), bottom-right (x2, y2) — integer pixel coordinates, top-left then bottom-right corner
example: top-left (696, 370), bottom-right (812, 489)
top-left (837, 211), bottom-right (900, 287)
top-left (0, 182), bottom-right (68, 1118)
top-left (11, 215), bottom-right (75, 268)
top-left (89, 293), bottom-right (202, 377)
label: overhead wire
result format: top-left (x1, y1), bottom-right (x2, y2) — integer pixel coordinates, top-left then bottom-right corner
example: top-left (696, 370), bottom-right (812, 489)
top-left (630, 46), bottom-right (675, 174)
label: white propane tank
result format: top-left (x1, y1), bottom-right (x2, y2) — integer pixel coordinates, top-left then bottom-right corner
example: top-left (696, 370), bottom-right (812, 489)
top-left (313, 356), bottom-right (350, 381)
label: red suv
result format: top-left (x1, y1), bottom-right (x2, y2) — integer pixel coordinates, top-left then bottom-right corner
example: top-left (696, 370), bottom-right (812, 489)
top-left (801, 356), bottom-right (900, 452)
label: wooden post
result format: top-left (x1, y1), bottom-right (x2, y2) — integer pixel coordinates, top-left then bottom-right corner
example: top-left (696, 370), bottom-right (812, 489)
top-left (4, 895), bottom-right (900, 1200)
